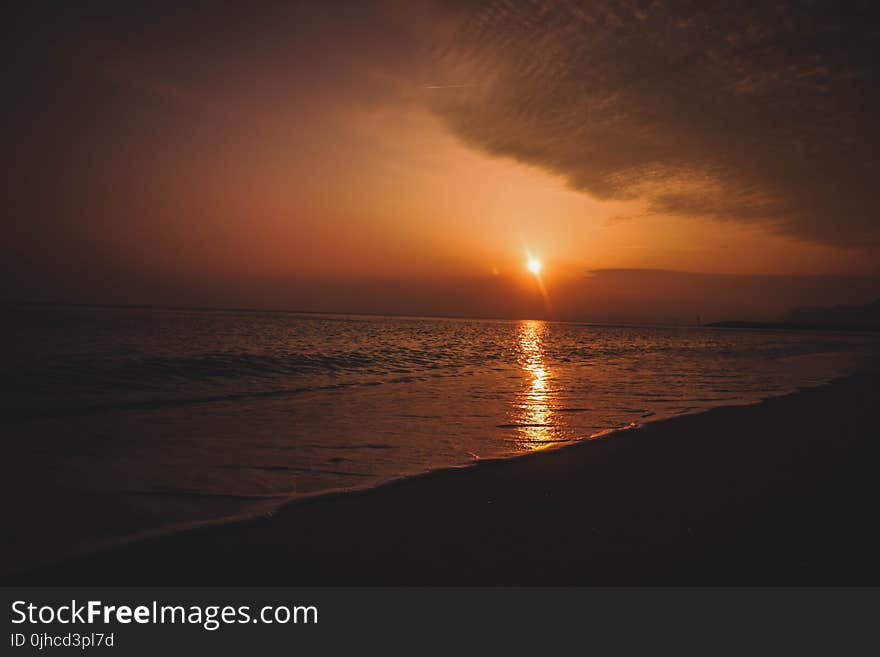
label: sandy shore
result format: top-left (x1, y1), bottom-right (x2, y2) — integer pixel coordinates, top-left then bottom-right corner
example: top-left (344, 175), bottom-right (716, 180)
top-left (13, 370), bottom-right (880, 585)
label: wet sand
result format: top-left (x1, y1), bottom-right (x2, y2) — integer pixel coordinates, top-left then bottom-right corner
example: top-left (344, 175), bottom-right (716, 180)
top-left (13, 370), bottom-right (880, 585)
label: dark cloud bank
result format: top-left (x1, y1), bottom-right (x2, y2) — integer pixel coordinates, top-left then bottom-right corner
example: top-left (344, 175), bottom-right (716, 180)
top-left (429, 0), bottom-right (880, 249)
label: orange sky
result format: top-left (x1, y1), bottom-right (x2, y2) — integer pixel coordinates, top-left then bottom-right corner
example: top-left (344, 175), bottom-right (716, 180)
top-left (4, 2), bottom-right (880, 320)
top-left (64, 100), bottom-right (874, 283)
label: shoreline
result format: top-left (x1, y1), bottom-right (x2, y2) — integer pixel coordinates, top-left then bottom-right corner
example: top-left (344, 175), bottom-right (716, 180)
top-left (0, 411), bottom-right (643, 578)
top-left (4, 370), bottom-right (845, 578)
top-left (10, 369), bottom-right (880, 585)
top-left (0, 379), bottom-right (820, 576)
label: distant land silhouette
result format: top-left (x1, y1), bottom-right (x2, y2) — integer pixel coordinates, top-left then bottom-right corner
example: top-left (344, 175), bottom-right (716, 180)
top-left (709, 299), bottom-right (880, 332)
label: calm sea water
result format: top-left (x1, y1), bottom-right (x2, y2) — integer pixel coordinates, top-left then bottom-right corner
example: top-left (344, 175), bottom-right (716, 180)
top-left (2, 305), bottom-right (876, 572)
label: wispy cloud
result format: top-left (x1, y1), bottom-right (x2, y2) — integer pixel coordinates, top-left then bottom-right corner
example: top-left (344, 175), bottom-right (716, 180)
top-left (426, 0), bottom-right (880, 249)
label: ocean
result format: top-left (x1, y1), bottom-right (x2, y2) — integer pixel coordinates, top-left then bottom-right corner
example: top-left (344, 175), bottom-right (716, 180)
top-left (2, 304), bottom-right (876, 573)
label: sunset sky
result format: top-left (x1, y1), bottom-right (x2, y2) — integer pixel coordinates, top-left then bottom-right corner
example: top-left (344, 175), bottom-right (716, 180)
top-left (4, 1), bottom-right (880, 321)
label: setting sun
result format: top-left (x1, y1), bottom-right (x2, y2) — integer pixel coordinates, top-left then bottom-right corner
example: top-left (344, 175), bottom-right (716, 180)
top-left (527, 258), bottom-right (542, 275)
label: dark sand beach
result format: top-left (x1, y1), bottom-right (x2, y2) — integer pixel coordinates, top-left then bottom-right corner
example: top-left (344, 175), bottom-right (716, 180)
top-left (14, 370), bottom-right (880, 585)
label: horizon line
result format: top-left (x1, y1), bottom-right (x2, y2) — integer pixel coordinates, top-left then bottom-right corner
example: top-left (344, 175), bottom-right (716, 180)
top-left (3, 299), bottom-right (708, 329)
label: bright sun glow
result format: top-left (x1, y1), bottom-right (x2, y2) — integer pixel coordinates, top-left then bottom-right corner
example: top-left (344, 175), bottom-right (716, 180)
top-left (527, 257), bottom-right (542, 275)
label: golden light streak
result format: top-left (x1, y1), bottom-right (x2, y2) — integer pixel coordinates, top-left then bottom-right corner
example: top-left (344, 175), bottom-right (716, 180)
top-left (512, 320), bottom-right (557, 450)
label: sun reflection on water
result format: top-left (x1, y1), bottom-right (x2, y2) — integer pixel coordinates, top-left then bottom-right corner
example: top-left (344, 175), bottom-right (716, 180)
top-left (513, 320), bottom-right (558, 450)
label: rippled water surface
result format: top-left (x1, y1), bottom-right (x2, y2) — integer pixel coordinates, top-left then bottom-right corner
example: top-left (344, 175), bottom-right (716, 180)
top-left (2, 305), bottom-right (876, 571)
